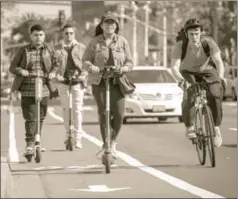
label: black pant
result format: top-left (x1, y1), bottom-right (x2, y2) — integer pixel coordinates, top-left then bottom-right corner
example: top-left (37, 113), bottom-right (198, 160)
top-left (92, 80), bottom-right (125, 145)
top-left (21, 96), bottom-right (48, 143)
top-left (181, 68), bottom-right (223, 127)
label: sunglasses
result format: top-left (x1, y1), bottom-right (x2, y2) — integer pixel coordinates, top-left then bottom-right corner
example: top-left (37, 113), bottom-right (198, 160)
top-left (65, 32), bottom-right (74, 35)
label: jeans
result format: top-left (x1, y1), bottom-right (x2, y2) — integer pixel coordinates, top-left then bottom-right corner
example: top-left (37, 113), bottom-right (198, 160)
top-left (57, 83), bottom-right (84, 140)
top-left (21, 96), bottom-right (48, 143)
top-left (92, 80), bottom-right (125, 144)
top-left (181, 68), bottom-right (223, 127)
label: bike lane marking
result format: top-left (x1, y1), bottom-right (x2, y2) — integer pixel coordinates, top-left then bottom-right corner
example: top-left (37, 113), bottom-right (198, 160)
top-left (47, 108), bottom-right (225, 199)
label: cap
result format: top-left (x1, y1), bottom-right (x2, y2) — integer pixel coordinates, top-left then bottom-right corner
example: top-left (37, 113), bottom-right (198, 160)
top-left (103, 14), bottom-right (119, 23)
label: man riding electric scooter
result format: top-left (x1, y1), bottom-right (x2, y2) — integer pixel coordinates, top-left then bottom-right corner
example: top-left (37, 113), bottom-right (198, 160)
top-left (9, 24), bottom-right (59, 160)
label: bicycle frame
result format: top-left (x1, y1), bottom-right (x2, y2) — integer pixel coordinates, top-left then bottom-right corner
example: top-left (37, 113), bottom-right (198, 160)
top-left (187, 81), bottom-right (216, 167)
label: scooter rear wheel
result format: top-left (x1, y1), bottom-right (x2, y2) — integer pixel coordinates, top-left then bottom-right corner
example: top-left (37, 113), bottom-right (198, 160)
top-left (35, 146), bottom-right (41, 163)
top-left (25, 154), bottom-right (33, 162)
top-left (67, 137), bottom-right (74, 151)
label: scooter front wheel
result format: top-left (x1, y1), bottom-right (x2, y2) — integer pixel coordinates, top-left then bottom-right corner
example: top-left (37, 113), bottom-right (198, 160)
top-left (102, 153), bottom-right (114, 173)
top-left (35, 146), bottom-right (41, 163)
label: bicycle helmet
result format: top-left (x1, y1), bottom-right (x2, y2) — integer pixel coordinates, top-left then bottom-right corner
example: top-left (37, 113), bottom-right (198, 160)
top-left (184, 18), bottom-right (203, 31)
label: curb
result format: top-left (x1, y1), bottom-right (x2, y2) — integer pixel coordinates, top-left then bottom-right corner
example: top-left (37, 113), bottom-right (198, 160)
top-left (1, 157), bottom-right (13, 198)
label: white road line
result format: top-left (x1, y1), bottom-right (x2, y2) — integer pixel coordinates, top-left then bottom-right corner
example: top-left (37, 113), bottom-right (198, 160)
top-left (8, 110), bottom-right (19, 162)
top-left (48, 109), bottom-right (225, 199)
top-left (229, 128), bottom-right (237, 131)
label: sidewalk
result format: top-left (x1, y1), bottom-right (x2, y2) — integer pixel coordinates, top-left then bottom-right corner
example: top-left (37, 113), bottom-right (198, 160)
top-left (1, 157), bottom-right (13, 198)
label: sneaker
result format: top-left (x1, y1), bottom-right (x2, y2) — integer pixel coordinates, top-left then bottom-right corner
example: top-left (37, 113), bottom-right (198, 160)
top-left (213, 126), bottom-right (222, 147)
top-left (111, 141), bottom-right (118, 159)
top-left (24, 142), bottom-right (34, 155)
top-left (75, 139), bottom-right (82, 149)
top-left (186, 126), bottom-right (197, 139)
top-left (41, 147), bottom-right (46, 152)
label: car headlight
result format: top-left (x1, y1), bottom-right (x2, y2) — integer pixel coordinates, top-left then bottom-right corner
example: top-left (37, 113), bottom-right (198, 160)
top-left (128, 93), bottom-right (142, 100)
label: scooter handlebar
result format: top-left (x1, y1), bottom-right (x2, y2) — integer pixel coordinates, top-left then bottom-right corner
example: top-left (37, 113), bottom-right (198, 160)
top-left (28, 73), bottom-right (48, 78)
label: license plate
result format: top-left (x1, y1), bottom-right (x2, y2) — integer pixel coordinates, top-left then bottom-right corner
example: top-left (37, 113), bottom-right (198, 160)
top-left (152, 105), bottom-right (166, 112)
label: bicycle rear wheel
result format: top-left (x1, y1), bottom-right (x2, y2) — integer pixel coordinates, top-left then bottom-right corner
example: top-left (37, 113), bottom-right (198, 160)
top-left (194, 109), bottom-right (206, 165)
top-left (202, 106), bottom-right (216, 167)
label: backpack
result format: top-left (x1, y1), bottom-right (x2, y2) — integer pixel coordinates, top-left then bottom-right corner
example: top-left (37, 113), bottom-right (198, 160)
top-left (176, 28), bottom-right (216, 68)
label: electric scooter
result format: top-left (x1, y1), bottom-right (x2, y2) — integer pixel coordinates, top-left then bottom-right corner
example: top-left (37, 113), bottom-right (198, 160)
top-left (65, 75), bottom-right (74, 151)
top-left (58, 74), bottom-right (79, 151)
top-left (24, 69), bottom-right (46, 163)
top-left (101, 65), bottom-right (116, 174)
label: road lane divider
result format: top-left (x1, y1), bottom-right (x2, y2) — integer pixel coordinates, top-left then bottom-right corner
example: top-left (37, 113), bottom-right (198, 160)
top-left (47, 108), bottom-right (225, 199)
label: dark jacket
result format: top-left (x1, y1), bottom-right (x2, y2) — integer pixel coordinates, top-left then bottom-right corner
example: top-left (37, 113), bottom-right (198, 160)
top-left (9, 43), bottom-right (59, 92)
top-left (54, 41), bottom-right (88, 83)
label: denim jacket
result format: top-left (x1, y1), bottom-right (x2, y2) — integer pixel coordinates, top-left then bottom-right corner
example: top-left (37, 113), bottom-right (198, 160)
top-left (82, 34), bottom-right (133, 85)
top-left (54, 41), bottom-right (87, 81)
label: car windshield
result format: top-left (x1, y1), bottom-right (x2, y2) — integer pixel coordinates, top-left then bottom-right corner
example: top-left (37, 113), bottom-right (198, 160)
top-left (127, 69), bottom-right (176, 83)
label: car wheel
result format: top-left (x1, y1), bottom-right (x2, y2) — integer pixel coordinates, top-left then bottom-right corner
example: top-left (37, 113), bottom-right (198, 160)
top-left (123, 117), bottom-right (128, 124)
top-left (157, 117), bottom-right (167, 122)
top-left (178, 116), bottom-right (183, 123)
top-left (232, 88), bottom-right (237, 101)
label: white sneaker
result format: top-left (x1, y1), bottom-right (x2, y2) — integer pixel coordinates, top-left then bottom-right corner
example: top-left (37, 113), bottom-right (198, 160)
top-left (75, 139), bottom-right (82, 149)
top-left (186, 126), bottom-right (197, 139)
top-left (213, 126), bottom-right (222, 147)
top-left (111, 142), bottom-right (118, 159)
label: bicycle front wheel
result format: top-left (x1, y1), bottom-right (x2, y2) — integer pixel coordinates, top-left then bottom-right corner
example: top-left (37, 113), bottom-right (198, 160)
top-left (202, 105), bottom-right (216, 167)
top-left (194, 108), bottom-right (206, 165)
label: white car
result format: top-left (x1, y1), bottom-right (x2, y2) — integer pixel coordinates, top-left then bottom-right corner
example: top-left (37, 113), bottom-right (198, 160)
top-left (123, 66), bottom-right (183, 123)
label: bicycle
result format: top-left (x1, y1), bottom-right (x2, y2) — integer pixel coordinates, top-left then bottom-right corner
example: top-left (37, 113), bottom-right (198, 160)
top-left (182, 79), bottom-right (216, 167)
top-left (24, 70), bottom-right (48, 163)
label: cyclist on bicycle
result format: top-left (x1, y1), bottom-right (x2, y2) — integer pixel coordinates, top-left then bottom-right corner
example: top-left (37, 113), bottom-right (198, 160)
top-left (171, 18), bottom-right (225, 147)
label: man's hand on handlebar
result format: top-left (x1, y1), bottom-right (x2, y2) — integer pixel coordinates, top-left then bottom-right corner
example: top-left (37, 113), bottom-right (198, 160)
top-left (48, 72), bottom-right (56, 80)
top-left (178, 79), bottom-right (189, 89)
top-left (56, 74), bottom-right (65, 82)
top-left (21, 69), bottom-right (30, 77)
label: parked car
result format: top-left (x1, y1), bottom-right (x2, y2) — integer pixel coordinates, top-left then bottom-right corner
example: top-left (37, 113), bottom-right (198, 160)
top-left (223, 66), bottom-right (237, 101)
top-left (123, 66), bottom-right (183, 123)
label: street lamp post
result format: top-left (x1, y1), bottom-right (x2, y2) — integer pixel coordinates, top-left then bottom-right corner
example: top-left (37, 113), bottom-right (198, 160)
top-left (131, 1), bottom-right (138, 65)
top-left (119, 4), bottom-right (125, 35)
top-left (144, 1), bottom-right (150, 65)
top-left (163, 7), bottom-right (167, 68)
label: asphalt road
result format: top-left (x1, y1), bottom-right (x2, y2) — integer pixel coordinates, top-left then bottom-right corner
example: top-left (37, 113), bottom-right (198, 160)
top-left (1, 99), bottom-right (237, 198)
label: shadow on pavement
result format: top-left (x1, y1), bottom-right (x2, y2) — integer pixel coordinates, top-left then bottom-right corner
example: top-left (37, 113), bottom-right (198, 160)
top-left (124, 121), bottom-right (179, 125)
top-left (46, 121), bottom-right (99, 125)
top-left (222, 144), bottom-right (237, 148)
top-left (9, 163), bottom-right (210, 176)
